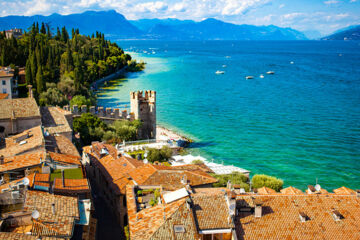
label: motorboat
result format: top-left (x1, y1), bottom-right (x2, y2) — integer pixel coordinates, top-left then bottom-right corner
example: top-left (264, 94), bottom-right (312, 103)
top-left (266, 71), bottom-right (275, 75)
top-left (259, 74), bottom-right (264, 78)
top-left (215, 70), bottom-right (225, 74)
top-left (246, 76), bottom-right (254, 80)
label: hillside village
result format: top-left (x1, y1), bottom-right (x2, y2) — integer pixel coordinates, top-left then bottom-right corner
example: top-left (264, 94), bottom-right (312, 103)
top-left (0, 28), bottom-right (360, 240)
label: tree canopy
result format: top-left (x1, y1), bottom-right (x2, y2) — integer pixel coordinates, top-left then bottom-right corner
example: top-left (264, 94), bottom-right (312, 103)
top-left (0, 23), bottom-right (144, 106)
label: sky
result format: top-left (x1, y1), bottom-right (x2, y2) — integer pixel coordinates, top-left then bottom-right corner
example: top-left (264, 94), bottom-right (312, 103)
top-left (1, 0), bottom-right (360, 36)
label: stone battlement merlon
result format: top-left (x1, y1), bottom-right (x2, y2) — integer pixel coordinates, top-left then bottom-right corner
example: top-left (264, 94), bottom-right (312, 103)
top-left (63, 105), bottom-right (134, 120)
top-left (130, 90), bottom-right (156, 103)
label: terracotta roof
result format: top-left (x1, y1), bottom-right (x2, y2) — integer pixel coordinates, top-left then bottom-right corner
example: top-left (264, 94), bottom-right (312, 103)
top-left (45, 135), bottom-right (80, 157)
top-left (0, 98), bottom-right (40, 120)
top-left (24, 190), bottom-right (79, 238)
top-left (41, 107), bottom-right (72, 135)
top-left (0, 93), bottom-right (8, 99)
top-left (0, 126), bottom-right (45, 157)
top-left (235, 193), bottom-right (360, 240)
top-left (0, 69), bottom-right (13, 77)
top-left (333, 186), bottom-right (357, 195)
top-left (48, 152), bottom-right (81, 166)
top-left (127, 185), bottom-right (234, 240)
top-left (128, 164), bottom-right (217, 191)
top-left (257, 186), bottom-right (277, 195)
top-left (84, 143), bottom-right (143, 194)
top-left (0, 152), bottom-right (44, 173)
top-left (127, 185), bottom-right (188, 240)
top-left (0, 232), bottom-right (61, 240)
top-left (150, 202), bottom-right (199, 240)
top-left (171, 163), bottom-right (214, 173)
top-left (191, 193), bottom-right (234, 230)
top-left (53, 178), bottom-right (90, 193)
top-left (280, 186), bottom-right (303, 195)
top-left (32, 173), bottom-right (50, 188)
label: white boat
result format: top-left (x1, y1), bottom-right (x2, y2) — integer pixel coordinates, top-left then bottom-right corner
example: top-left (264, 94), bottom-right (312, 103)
top-left (290, 61), bottom-right (294, 64)
top-left (215, 70), bottom-right (225, 74)
top-left (225, 56), bottom-right (231, 59)
top-left (259, 74), bottom-right (264, 78)
top-left (246, 76), bottom-right (254, 80)
top-left (266, 71), bottom-right (275, 75)
top-left (222, 65), bottom-right (227, 68)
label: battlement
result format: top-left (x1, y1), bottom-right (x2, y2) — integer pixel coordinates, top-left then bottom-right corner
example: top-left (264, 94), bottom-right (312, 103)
top-left (63, 105), bottom-right (134, 120)
top-left (130, 90), bottom-right (156, 103)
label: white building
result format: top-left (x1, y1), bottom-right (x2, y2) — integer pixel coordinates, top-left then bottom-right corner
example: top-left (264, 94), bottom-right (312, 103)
top-left (0, 67), bottom-right (18, 99)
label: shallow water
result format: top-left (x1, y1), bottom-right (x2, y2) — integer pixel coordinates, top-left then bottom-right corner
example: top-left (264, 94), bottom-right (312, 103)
top-left (97, 40), bottom-right (360, 190)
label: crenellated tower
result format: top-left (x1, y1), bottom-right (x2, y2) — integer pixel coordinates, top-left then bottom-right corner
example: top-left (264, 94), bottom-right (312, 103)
top-left (130, 90), bottom-right (156, 139)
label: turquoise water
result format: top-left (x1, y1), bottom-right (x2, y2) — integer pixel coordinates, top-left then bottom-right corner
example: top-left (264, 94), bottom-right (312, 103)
top-left (97, 41), bottom-right (360, 190)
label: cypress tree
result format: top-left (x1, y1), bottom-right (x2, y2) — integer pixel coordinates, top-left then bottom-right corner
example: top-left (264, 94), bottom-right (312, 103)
top-left (30, 53), bottom-right (37, 87)
top-left (40, 23), bottom-right (46, 34)
top-left (56, 27), bottom-right (61, 40)
top-left (25, 58), bottom-right (32, 85)
top-left (36, 65), bottom-right (45, 94)
top-left (66, 42), bottom-right (74, 71)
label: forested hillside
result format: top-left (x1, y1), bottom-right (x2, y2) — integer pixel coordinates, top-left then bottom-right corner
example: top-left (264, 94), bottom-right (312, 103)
top-left (0, 22), bottom-right (144, 105)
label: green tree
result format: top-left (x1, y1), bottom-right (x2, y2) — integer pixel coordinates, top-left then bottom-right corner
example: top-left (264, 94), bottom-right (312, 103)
top-left (25, 58), bottom-right (32, 85)
top-left (36, 65), bottom-right (45, 94)
top-left (70, 95), bottom-right (95, 108)
top-left (251, 174), bottom-right (283, 192)
top-left (73, 113), bottom-right (107, 145)
top-left (147, 146), bottom-right (173, 163)
top-left (39, 83), bottom-right (68, 106)
top-left (211, 172), bottom-right (249, 190)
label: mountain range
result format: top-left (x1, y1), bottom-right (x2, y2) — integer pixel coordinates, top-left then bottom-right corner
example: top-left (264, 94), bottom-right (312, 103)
top-left (321, 25), bottom-right (360, 40)
top-left (0, 10), bottom-right (308, 40)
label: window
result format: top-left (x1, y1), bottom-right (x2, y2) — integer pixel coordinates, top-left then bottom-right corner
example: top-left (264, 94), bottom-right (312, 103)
top-left (2, 80), bottom-right (6, 86)
top-left (174, 225), bottom-right (185, 233)
top-left (2, 89), bottom-right (6, 94)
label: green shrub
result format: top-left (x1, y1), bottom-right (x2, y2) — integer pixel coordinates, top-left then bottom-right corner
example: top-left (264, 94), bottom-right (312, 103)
top-left (191, 159), bottom-right (204, 165)
top-left (147, 146), bottom-right (172, 163)
top-left (251, 174), bottom-right (283, 192)
top-left (211, 172), bottom-right (249, 189)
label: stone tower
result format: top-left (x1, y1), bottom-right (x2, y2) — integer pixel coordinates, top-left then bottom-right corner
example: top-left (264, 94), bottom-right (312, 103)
top-left (130, 90), bottom-right (156, 139)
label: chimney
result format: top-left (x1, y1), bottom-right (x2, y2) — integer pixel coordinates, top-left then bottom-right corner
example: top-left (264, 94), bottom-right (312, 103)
top-left (181, 175), bottom-right (187, 185)
top-left (52, 203), bottom-right (56, 215)
top-left (27, 85), bottom-right (33, 98)
top-left (253, 198), bottom-right (263, 218)
top-left (0, 155), bottom-right (4, 165)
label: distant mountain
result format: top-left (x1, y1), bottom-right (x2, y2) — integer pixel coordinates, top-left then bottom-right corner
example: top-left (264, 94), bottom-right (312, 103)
top-left (0, 10), bottom-right (307, 40)
top-left (322, 25), bottom-right (360, 40)
top-left (0, 10), bottom-right (141, 38)
top-left (130, 18), bottom-right (308, 40)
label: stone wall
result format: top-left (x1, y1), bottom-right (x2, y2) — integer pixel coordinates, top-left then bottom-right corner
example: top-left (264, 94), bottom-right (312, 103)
top-left (63, 105), bottom-right (134, 121)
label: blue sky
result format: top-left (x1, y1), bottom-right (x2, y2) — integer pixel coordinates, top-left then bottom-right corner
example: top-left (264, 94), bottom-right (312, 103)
top-left (1, 0), bottom-right (359, 35)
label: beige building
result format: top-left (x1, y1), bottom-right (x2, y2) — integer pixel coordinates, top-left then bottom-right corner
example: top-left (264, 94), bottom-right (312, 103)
top-left (0, 98), bottom-right (41, 136)
top-left (0, 67), bottom-right (18, 99)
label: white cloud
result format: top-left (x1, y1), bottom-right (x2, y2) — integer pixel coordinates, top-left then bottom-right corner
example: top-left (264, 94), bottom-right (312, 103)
top-left (279, 4), bottom-right (285, 9)
top-left (324, 0), bottom-right (339, 5)
top-left (135, 1), bottom-right (168, 13)
top-left (350, 0), bottom-right (357, 2)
